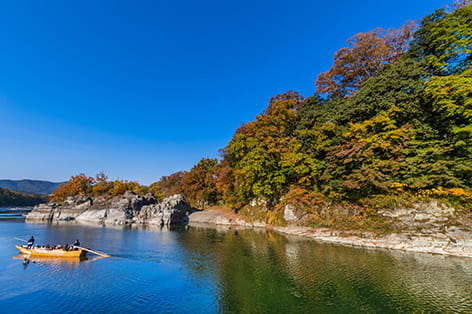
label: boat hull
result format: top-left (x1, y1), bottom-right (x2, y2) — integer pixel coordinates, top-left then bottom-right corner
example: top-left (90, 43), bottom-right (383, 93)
top-left (16, 245), bottom-right (86, 257)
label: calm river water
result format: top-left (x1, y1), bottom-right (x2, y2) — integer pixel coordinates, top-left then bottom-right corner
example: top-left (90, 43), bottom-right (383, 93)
top-left (1, 208), bottom-right (472, 313)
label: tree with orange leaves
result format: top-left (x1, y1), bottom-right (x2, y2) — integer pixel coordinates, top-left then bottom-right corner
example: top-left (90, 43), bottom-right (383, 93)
top-left (50, 173), bottom-right (95, 202)
top-left (316, 22), bottom-right (416, 98)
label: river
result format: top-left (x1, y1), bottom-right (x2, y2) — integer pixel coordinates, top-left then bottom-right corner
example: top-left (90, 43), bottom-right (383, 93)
top-left (1, 208), bottom-right (471, 313)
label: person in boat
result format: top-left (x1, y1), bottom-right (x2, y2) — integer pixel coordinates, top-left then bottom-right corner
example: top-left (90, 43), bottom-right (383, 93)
top-left (27, 236), bottom-right (35, 248)
top-left (73, 239), bottom-right (80, 247)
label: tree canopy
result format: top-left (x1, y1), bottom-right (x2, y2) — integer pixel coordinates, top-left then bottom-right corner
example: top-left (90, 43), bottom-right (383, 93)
top-left (54, 3), bottom-right (472, 217)
top-left (316, 23), bottom-right (416, 98)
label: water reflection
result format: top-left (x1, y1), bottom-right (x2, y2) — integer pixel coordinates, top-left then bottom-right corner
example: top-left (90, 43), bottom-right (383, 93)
top-left (12, 254), bottom-right (107, 269)
top-left (180, 225), bottom-right (472, 313)
top-left (1, 218), bottom-right (471, 313)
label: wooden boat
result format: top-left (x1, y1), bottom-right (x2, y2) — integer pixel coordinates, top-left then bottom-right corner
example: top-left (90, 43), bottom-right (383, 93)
top-left (16, 245), bottom-right (87, 258)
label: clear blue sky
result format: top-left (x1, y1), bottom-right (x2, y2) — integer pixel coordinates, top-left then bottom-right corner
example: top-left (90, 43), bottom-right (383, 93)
top-left (0, 0), bottom-right (447, 184)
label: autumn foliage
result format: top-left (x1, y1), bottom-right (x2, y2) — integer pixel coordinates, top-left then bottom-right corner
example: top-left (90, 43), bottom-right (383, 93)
top-left (316, 22), bottom-right (416, 98)
top-left (52, 3), bottom-right (472, 217)
top-left (50, 173), bottom-right (153, 202)
top-left (50, 174), bottom-right (95, 201)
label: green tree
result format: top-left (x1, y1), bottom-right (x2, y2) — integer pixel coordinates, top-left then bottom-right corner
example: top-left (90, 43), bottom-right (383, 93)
top-left (181, 158), bottom-right (219, 207)
top-left (325, 107), bottom-right (414, 196)
top-left (223, 91), bottom-right (308, 208)
top-left (409, 4), bottom-right (472, 75)
top-left (340, 57), bottom-right (429, 126)
top-left (420, 68), bottom-right (472, 187)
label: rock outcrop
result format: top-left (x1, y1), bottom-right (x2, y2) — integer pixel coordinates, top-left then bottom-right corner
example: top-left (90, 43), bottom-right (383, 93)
top-left (26, 193), bottom-right (192, 226)
top-left (377, 201), bottom-right (458, 233)
top-left (134, 194), bottom-right (191, 225)
top-left (187, 207), bottom-right (472, 258)
top-left (27, 196), bottom-right (472, 258)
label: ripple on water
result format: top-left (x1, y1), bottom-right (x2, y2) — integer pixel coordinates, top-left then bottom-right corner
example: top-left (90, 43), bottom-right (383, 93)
top-left (1, 221), bottom-right (472, 313)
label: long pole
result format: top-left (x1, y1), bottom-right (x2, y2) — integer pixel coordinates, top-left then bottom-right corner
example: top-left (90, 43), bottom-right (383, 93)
top-left (74, 245), bottom-right (110, 257)
top-left (15, 238), bottom-right (28, 243)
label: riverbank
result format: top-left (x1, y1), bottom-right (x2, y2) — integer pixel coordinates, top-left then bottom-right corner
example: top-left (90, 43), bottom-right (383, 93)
top-left (26, 193), bottom-right (472, 258)
top-left (188, 209), bottom-right (472, 258)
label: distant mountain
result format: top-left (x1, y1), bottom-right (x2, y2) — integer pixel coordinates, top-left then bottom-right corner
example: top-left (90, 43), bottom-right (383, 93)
top-left (0, 188), bottom-right (47, 207)
top-left (0, 179), bottom-right (65, 195)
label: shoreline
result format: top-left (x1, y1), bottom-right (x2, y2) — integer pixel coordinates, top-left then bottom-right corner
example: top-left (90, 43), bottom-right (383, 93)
top-left (188, 209), bottom-right (472, 258)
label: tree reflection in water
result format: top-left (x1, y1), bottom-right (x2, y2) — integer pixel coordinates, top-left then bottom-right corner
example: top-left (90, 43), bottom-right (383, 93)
top-left (178, 225), bottom-right (472, 313)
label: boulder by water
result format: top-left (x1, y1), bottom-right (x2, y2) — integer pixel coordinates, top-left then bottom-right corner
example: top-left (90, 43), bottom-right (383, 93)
top-left (26, 193), bottom-right (192, 226)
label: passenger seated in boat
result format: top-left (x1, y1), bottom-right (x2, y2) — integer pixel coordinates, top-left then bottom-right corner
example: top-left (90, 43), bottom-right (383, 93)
top-left (73, 239), bottom-right (80, 250)
top-left (27, 236), bottom-right (35, 248)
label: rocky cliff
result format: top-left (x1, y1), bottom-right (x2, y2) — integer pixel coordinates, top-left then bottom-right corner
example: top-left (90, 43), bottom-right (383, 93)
top-left (26, 192), bottom-right (192, 226)
top-left (188, 202), bottom-right (472, 258)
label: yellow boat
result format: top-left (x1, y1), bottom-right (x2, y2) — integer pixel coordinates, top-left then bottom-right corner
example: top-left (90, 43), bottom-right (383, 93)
top-left (16, 245), bottom-right (86, 258)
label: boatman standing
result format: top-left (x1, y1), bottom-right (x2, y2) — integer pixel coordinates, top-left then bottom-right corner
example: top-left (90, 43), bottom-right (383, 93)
top-left (27, 236), bottom-right (35, 248)
top-left (73, 239), bottom-right (80, 247)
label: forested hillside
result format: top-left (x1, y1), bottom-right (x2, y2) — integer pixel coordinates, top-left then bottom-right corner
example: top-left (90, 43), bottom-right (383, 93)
top-left (0, 179), bottom-right (64, 195)
top-left (154, 2), bottom-right (472, 209)
top-left (52, 2), bottom-right (471, 228)
top-left (0, 188), bottom-right (46, 207)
